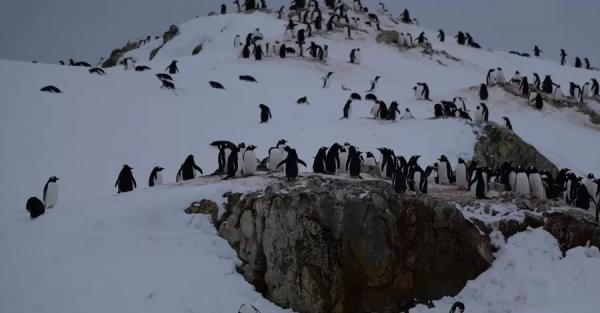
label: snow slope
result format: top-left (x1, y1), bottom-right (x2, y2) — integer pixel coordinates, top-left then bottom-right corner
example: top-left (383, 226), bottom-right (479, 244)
top-left (1, 5), bottom-right (600, 313)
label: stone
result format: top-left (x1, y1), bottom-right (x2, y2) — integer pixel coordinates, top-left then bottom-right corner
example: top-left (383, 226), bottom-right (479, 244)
top-left (184, 199), bottom-right (218, 223)
top-left (544, 212), bottom-right (600, 252)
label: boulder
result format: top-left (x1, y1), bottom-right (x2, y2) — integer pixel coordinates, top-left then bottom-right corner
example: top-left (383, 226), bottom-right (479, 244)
top-left (184, 199), bottom-right (218, 223)
top-left (474, 123), bottom-right (558, 175)
top-left (101, 41), bottom-right (140, 68)
top-left (376, 31), bottom-right (400, 45)
top-left (217, 176), bottom-right (492, 313)
top-left (150, 25), bottom-right (181, 61)
top-left (544, 212), bottom-right (600, 252)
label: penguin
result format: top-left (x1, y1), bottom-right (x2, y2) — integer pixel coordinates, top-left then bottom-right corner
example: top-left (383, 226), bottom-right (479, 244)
top-left (277, 147), bottom-right (307, 180)
top-left (400, 9), bottom-right (413, 24)
top-left (40, 85), bottom-right (62, 93)
top-left (242, 145), bottom-right (258, 176)
top-left (496, 116), bottom-right (510, 131)
top-left (346, 146), bottom-right (363, 178)
top-left (376, 101), bottom-right (388, 119)
top-left (575, 57), bottom-right (582, 68)
top-left (43, 176), bottom-right (59, 208)
top-left (533, 45), bottom-right (543, 57)
top-left (434, 103), bottom-right (444, 118)
top-left (177, 155), bottom-right (203, 181)
top-left (560, 49), bottom-right (567, 66)
top-left (519, 76), bottom-right (530, 96)
top-left (242, 44), bottom-right (252, 58)
top-left (221, 4), bottom-right (227, 14)
top-left (160, 79), bottom-right (175, 90)
top-left (148, 167), bottom-right (164, 187)
top-left (414, 83), bottom-right (430, 101)
top-left (253, 44), bottom-right (265, 60)
top-left (115, 165), bottom-right (137, 193)
top-left (530, 93), bottom-right (543, 110)
top-left (322, 72), bottom-right (333, 89)
top-left (532, 73), bottom-right (541, 90)
top-left (386, 102), bottom-right (402, 121)
top-left (592, 79), bottom-right (599, 97)
top-left (89, 67), bottom-right (106, 75)
top-left (209, 81), bottom-right (225, 89)
top-left (26, 197), bottom-right (45, 219)
top-left (156, 73), bottom-right (173, 81)
top-left (574, 184), bottom-right (596, 210)
top-left (456, 159), bottom-right (468, 189)
top-left (585, 58), bottom-right (591, 70)
top-left (379, 148), bottom-right (397, 179)
top-left (342, 99), bottom-right (352, 119)
top-left (480, 102), bottom-right (489, 121)
top-left (367, 76), bottom-right (381, 93)
top-left (513, 168), bottom-right (530, 198)
top-left (239, 75), bottom-right (258, 83)
top-left (364, 152), bottom-right (377, 167)
top-left (417, 166), bottom-right (434, 194)
top-left (495, 68), bottom-right (506, 85)
top-left (479, 83), bottom-right (488, 100)
top-left (582, 82), bottom-right (592, 99)
top-left (458, 109), bottom-right (472, 121)
top-left (541, 75), bottom-right (553, 93)
top-left (224, 144), bottom-right (242, 179)
top-left (511, 71), bottom-right (522, 84)
top-left (259, 104), bottom-right (272, 123)
top-left (338, 145), bottom-right (349, 174)
top-left (449, 301), bottom-right (465, 313)
top-left (455, 31), bottom-right (466, 45)
top-left (134, 65), bottom-right (151, 72)
top-left (268, 139), bottom-right (288, 172)
top-left (400, 108), bottom-right (415, 120)
top-left (469, 168), bottom-right (488, 199)
top-left (392, 166), bottom-right (407, 195)
top-left (529, 170), bottom-right (546, 200)
top-left (165, 60), bottom-right (179, 74)
top-left (349, 48), bottom-right (361, 64)
top-left (312, 147), bottom-right (328, 174)
top-left (297, 96), bottom-right (310, 105)
top-left (416, 32), bottom-right (428, 45)
top-left (437, 155), bottom-right (454, 185)
top-left (486, 69), bottom-right (496, 86)
top-left (370, 99), bottom-right (380, 119)
top-left (325, 143), bottom-right (342, 174)
top-left (437, 29), bottom-right (445, 42)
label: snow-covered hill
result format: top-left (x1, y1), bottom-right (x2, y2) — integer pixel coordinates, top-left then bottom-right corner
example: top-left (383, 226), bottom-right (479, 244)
top-left (1, 4), bottom-right (600, 313)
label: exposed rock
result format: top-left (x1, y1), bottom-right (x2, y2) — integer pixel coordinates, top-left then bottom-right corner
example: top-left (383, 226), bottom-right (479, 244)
top-left (544, 212), bottom-right (600, 252)
top-left (474, 123), bottom-right (558, 174)
top-left (217, 176), bottom-right (492, 313)
top-left (102, 41), bottom-right (140, 68)
top-left (150, 25), bottom-right (180, 61)
top-left (376, 31), bottom-right (400, 45)
top-left (184, 199), bottom-right (218, 223)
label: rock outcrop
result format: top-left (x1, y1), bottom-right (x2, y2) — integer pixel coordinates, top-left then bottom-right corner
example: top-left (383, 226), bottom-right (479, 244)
top-left (185, 199), bottom-right (218, 223)
top-left (149, 25), bottom-right (180, 61)
top-left (216, 176), bottom-right (492, 313)
top-left (474, 123), bottom-right (559, 174)
top-left (102, 41), bottom-right (140, 68)
top-left (376, 31), bottom-right (400, 45)
top-left (544, 212), bottom-right (600, 252)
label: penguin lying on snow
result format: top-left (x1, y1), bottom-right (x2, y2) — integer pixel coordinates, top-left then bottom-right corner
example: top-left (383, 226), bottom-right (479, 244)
top-left (350, 93), bottom-right (362, 100)
top-left (89, 67), bottom-right (106, 75)
top-left (135, 65), bottom-right (151, 72)
top-left (40, 85), bottom-right (62, 93)
top-left (156, 73), bottom-right (173, 81)
top-left (297, 97), bottom-right (310, 105)
top-left (160, 79), bottom-right (175, 89)
top-left (209, 81), bottom-right (225, 89)
top-left (239, 75), bottom-right (258, 83)
top-left (26, 197), bottom-right (45, 219)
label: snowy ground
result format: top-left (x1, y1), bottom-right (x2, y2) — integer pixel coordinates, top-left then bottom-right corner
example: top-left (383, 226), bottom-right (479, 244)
top-left (1, 5), bottom-right (600, 313)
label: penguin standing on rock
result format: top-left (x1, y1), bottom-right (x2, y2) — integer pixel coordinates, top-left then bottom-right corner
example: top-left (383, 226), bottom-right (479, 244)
top-left (469, 168), bottom-right (488, 199)
top-left (312, 147), bottom-right (328, 174)
top-left (325, 143), bottom-right (342, 174)
top-left (364, 152), bottom-right (377, 167)
top-left (529, 170), bottom-right (546, 200)
top-left (149, 167), bottom-right (164, 187)
top-left (115, 165), bottom-right (137, 193)
top-left (242, 145), bottom-right (258, 176)
top-left (277, 147), bottom-right (307, 180)
top-left (259, 104), bottom-right (272, 123)
top-left (346, 146), bottom-right (363, 179)
top-left (43, 176), bottom-right (59, 208)
top-left (456, 159), bottom-right (468, 189)
top-left (437, 155), bottom-right (454, 185)
top-left (513, 168), bottom-right (530, 198)
top-left (268, 139), bottom-right (288, 172)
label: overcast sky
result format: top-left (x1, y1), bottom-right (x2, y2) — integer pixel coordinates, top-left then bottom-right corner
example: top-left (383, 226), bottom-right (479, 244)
top-left (0, 0), bottom-right (598, 65)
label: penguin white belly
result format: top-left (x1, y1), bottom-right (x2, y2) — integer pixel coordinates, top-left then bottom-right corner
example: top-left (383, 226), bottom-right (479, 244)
top-left (474, 109), bottom-right (484, 123)
top-left (243, 151), bottom-right (257, 176)
top-left (415, 86), bottom-right (425, 100)
top-left (530, 173), bottom-right (546, 200)
top-left (565, 180), bottom-right (572, 202)
top-left (153, 173), bottom-right (163, 186)
top-left (509, 172), bottom-right (517, 190)
top-left (456, 164), bottom-right (468, 189)
top-left (496, 72), bottom-right (505, 84)
top-left (528, 92), bottom-right (538, 106)
top-left (44, 183), bottom-right (58, 208)
top-left (584, 180), bottom-right (598, 201)
top-left (268, 149), bottom-right (283, 171)
top-left (483, 172), bottom-right (489, 194)
top-left (414, 172), bottom-right (422, 194)
top-left (338, 152), bottom-right (348, 174)
top-left (371, 102), bottom-right (379, 118)
top-left (438, 162), bottom-right (449, 185)
top-left (582, 86), bottom-right (591, 98)
top-left (236, 150), bottom-right (245, 177)
top-left (365, 158), bottom-right (376, 167)
top-left (514, 173), bottom-right (530, 197)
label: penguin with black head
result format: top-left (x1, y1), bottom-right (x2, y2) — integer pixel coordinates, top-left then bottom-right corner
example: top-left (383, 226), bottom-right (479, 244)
top-left (115, 165), bottom-right (137, 193)
top-left (277, 147), bottom-right (307, 180)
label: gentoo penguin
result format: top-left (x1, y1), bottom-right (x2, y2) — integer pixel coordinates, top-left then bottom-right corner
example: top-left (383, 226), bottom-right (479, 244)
top-left (259, 104), bottom-right (272, 123)
top-left (582, 82), bottom-right (592, 99)
top-left (480, 102), bottom-right (489, 121)
top-left (456, 159), bottom-right (468, 189)
top-left (449, 301), bottom-right (465, 313)
top-left (342, 99), bottom-right (353, 119)
top-left (165, 60), bottom-right (179, 74)
top-left (268, 139), bottom-right (288, 172)
top-left (325, 143), bottom-right (342, 174)
top-left (533, 45), bottom-right (543, 57)
top-left (513, 168), bottom-right (530, 198)
top-left (26, 197), bottom-right (45, 219)
top-left (364, 152), bottom-right (377, 167)
top-left (312, 147), bottom-right (328, 174)
top-left (378, 148), bottom-right (396, 179)
top-left (574, 184), bottom-right (596, 210)
top-left (437, 29), bottom-right (445, 42)
top-left (177, 155), bottom-right (203, 181)
top-left (414, 83), bottom-right (430, 101)
top-left (529, 170), bottom-right (546, 200)
top-left (322, 72), bottom-right (333, 88)
top-left (532, 73), bottom-right (541, 90)
top-left (43, 176), bottom-right (59, 208)
top-left (115, 165), bottom-right (137, 193)
top-left (392, 165), bottom-right (407, 195)
top-left (148, 167), bottom-right (164, 187)
top-left (437, 155), bottom-right (453, 185)
top-left (560, 49), bottom-right (567, 66)
top-left (575, 57), bottom-right (582, 68)
top-left (530, 93), bottom-right (543, 110)
top-left (376, 101), bottom-right (388, 119)
top-left (479, 83), bottom-right (489, 100)
top-left (502, 116), bottom-right (513, 131)
top-left (400, 108), bottom-right (415, 120)
top-left (242, 145), bottom-right (257, 176)
top-left (542, 75), bottom-right (553, 93)
top-left (591, 79), bottom-right (599, 96)
top-left (338, 144), bottom-right (349, 174)
top-left (486, 69), bottom-right (496, 86)
top-left (469, 168), bottom-right (488, 199)
top-left (495, 68), bottom-right (506, 85)
top-left (277, 147), bottom-right (307, 180)
top-left (349, 48), bottom-right (361, 64)
top-left (224, 144), bottom-right (241, 179)
top-left (416, 166), bottom-right (434, 194)
top-left (346, 146), bottom-right (363, 179)
top-left (367, 76), bottom-right (381, 92)
top-left (519, 76), bottom-right (530, 96)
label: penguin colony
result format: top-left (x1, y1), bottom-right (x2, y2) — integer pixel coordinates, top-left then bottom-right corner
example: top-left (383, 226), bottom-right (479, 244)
top-left (30, 0), bottom-right (600, 226)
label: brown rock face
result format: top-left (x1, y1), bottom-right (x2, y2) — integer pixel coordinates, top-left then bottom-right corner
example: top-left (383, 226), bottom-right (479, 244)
top-left (544, 212), bottom-right (600, 252)
top-left (184, 200), bottom-right (218, 223)
top-left (216, 176), bottom-right (492, 313)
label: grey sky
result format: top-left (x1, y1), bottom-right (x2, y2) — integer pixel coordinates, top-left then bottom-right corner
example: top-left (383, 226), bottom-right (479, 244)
top-left (0, 0), bottom-right (598, 65)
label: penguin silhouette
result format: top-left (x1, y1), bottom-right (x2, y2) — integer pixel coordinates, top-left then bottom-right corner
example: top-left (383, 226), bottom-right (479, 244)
top-left (277, 147), bottom-right (307, 180)
top-left (177, 155), bottom-right (203, 181)
top-left (259, 104), bottom-right (272, 123)
top-left (26, 197), bottom-right (45, 219)
top-left (115, 165), bottom-right (137, 193)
